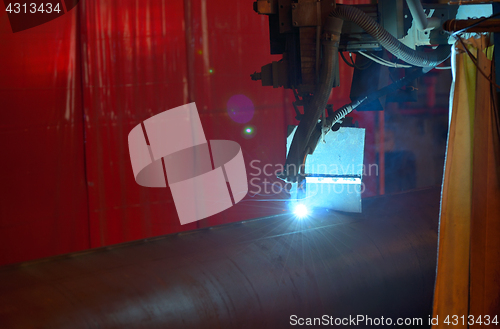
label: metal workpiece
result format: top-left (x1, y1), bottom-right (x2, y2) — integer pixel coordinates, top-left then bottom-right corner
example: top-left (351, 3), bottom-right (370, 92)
top-left (287, 126), bottom-right (365, 213)
top-left (0, 188), bottom-right (440, 328)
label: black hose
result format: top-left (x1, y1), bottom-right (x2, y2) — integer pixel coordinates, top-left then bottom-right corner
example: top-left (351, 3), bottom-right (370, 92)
top-left (330, 5), bottom-right (450, 67)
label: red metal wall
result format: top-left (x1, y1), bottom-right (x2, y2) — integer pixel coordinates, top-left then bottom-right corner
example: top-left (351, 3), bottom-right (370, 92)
top-left (0, 5), bottom-right (89, 265)
top-left (0, 0), bottom-right (373, 265)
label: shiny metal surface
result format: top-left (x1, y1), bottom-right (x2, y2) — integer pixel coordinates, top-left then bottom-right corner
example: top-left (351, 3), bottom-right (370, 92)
top-left (0, 188), bottom-right (440, 328)
top-left (287, 126), bottom-right (365, 213)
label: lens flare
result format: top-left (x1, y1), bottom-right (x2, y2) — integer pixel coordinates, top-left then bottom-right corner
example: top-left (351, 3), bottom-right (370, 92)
top-left (242, 125), bottom-right (255, 139)
top-left (227, 94), bottom-right (255, 123)
top-left (293, 204), bottom-right (308, 219)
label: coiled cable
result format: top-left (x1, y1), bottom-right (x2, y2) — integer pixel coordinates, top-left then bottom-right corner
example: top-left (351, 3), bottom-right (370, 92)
top-left (330, 5), bottom-right (450, 67)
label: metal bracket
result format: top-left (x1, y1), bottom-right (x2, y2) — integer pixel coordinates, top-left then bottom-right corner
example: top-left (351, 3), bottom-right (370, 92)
top-left (292, 1), bottom-right (320, 27)
top-left (254, 0), bottom-right (278, 14)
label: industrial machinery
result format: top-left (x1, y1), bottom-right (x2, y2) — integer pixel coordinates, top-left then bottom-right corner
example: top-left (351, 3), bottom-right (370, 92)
top-left (0, 2), bottom-right (498, 328)
top-left (251, 0), bottom-right (492, 212)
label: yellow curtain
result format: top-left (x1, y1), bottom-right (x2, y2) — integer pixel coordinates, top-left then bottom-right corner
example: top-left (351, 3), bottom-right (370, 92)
top-left (433, 35), bottom-right (500, 328)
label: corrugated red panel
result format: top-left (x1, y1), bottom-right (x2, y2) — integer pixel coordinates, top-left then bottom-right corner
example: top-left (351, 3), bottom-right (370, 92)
top-left (79, 0), bottom-right (290, 246)
top-left (80, 0), bottom-right (194, 247)
top-left (0, 8), bottom-right (89, 265)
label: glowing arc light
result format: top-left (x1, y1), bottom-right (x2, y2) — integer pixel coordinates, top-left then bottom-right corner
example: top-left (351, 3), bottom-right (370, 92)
top-left (293, 204), bottom-right (309, 219)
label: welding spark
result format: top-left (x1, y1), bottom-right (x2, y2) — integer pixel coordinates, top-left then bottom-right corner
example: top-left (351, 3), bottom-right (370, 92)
top-left (293, 204), bottom-right (308, 219)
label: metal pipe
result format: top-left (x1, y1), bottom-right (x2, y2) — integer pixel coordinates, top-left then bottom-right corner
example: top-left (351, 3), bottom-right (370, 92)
top-left (443, 18), bottom-right (500, 33)
top-left (405, 0), bottom-right (440, 31)
top-left (0, 188), bottom-right (441, 328)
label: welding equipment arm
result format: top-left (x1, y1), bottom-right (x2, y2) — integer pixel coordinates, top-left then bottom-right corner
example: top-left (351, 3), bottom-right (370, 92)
top-left (278, 17), bottom-right (343, 183)
top-left (303, 66), bottom-right (433, 157)
top-left (279, 4), bottom-right (448, 183)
